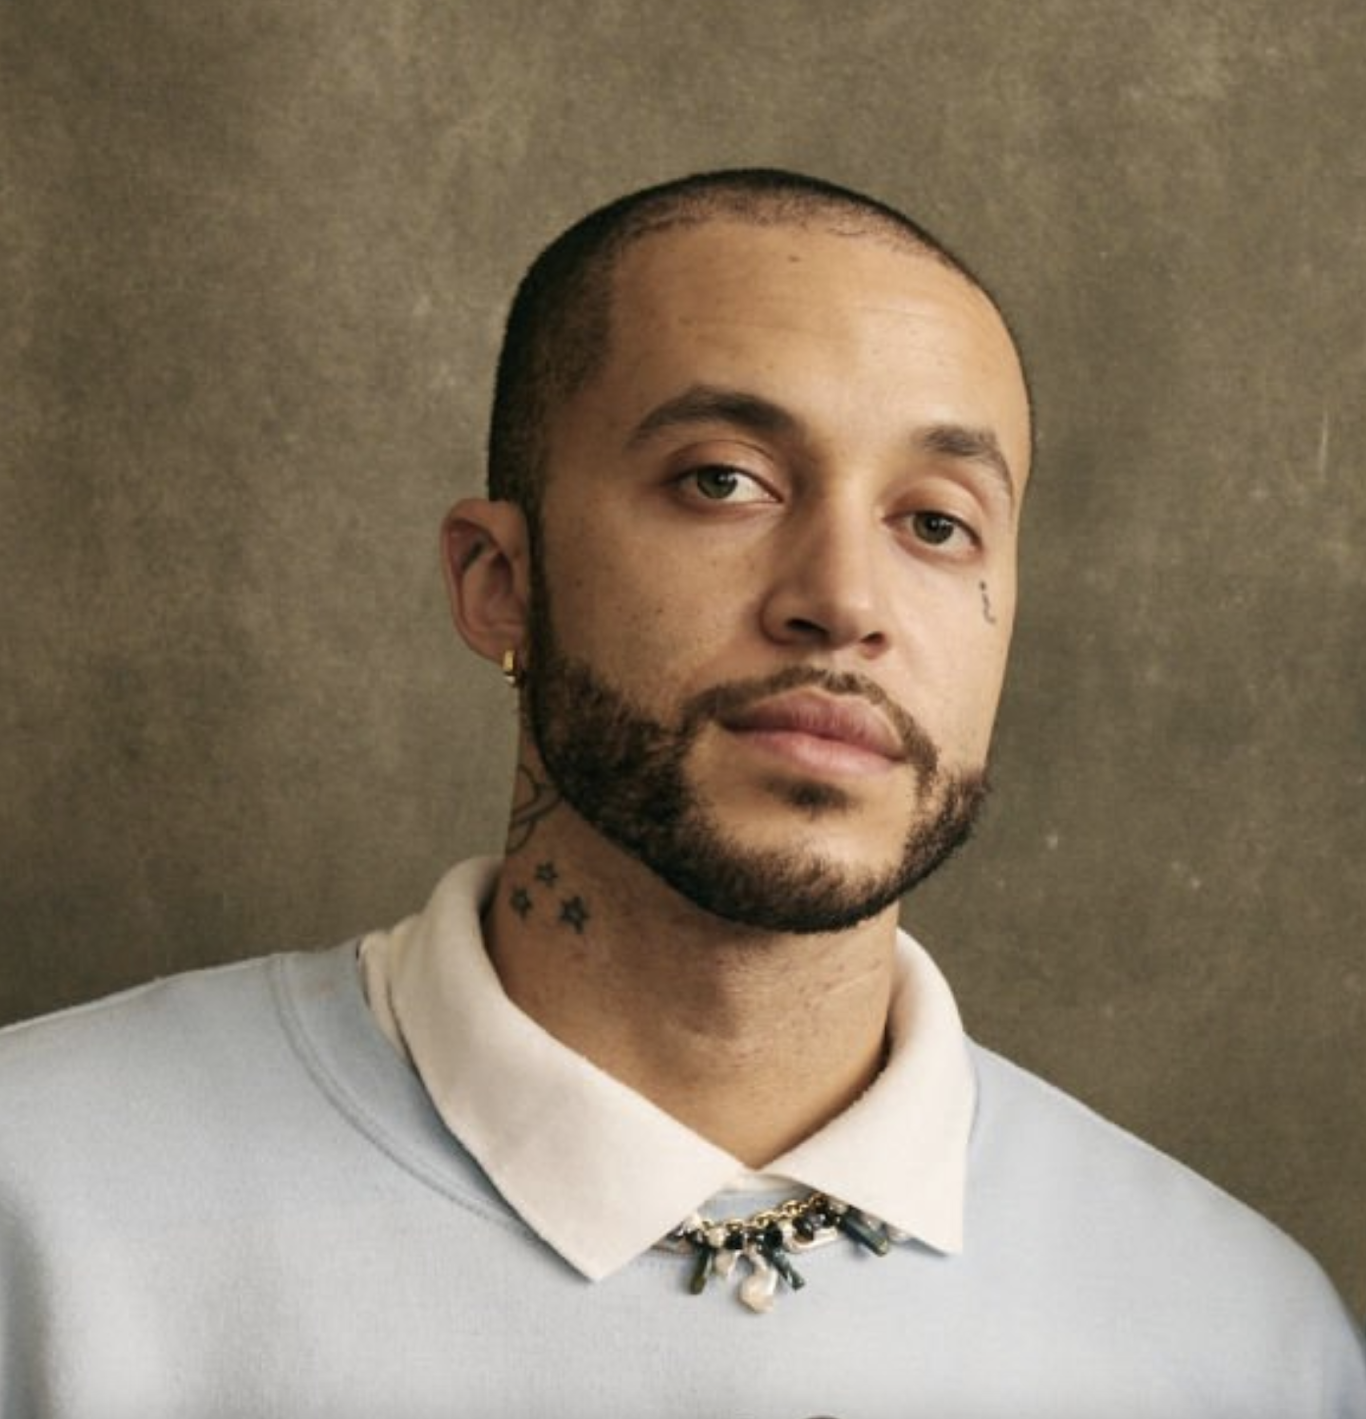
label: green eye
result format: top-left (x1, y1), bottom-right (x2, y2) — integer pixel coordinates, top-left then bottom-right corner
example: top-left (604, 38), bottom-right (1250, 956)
top-left (684, 466), bottom-right (773, 504)
top-left (673, 460), bottom-right (774, 513)
top-left (693, 467), bottom-right (743, 500)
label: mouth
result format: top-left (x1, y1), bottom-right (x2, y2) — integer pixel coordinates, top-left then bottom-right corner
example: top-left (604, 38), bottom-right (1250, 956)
top-left (719, 691), bottom-right (908, 777)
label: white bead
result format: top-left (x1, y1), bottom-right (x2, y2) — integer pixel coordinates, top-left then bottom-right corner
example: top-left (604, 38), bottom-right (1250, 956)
top-left (739, 1256), bottom-right (778, 1313)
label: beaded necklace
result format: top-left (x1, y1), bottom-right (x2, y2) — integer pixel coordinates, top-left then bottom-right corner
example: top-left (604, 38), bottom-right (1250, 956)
top-left (661, 1191), bottom-right (905, 1312)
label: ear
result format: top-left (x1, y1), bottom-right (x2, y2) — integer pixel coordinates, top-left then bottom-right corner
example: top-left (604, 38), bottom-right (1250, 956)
top-left (440, 498), bottom-right (532, 665)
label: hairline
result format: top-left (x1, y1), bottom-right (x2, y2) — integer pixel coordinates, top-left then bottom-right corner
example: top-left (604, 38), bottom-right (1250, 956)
top-left (487, 174), bottom-right (1031, 523)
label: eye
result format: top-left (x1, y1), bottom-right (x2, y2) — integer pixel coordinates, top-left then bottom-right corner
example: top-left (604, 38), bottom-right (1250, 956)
top-left (907, 510), bottom-right (978, 552)
top-left (680, 465), bottom-right (773, 504)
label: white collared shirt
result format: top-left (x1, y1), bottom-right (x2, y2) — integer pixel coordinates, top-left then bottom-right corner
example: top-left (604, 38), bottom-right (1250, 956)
top-left (359, 856), bottom-right (975, 1281)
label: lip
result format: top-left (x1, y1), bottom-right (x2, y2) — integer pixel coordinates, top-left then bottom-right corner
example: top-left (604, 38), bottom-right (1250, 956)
top-left (721, 691), bottom-right (906, 775)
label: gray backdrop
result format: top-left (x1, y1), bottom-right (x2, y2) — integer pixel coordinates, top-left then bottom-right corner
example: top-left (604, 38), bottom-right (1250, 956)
top-left (2, 0), bottom-right (1362, 1312)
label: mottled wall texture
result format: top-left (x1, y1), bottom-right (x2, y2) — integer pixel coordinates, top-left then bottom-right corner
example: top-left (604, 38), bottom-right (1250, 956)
top-left (2, 0), bottom-right (1362, 1309)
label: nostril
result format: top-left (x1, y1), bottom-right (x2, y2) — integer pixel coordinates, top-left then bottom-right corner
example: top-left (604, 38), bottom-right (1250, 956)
top-left (786, 617), bottom-right (825, 636)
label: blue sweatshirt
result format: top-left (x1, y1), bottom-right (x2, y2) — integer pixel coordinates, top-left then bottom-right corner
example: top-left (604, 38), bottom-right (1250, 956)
top-left (1, 943), bottom-right (1362, 1417)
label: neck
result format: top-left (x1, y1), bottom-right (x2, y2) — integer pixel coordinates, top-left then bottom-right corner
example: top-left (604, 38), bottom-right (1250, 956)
top-left (484, 756), bottom-right (899, 1168)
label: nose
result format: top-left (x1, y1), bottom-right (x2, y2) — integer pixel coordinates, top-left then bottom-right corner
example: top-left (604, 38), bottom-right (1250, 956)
top-left (758, 497), bottom-right (890, 656)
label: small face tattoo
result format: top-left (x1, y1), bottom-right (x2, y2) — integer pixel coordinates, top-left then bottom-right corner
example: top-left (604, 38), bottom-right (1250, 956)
top-left (508, 886), bottom-right (533, 919)
top-left (978, 580), bottom-right (998, 626)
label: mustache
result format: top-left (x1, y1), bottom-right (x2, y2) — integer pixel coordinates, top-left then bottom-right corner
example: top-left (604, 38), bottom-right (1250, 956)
top-left (679, 665), bottom-right (941, 780)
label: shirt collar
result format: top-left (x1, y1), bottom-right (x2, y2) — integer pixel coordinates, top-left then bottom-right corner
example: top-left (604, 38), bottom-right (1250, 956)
top-left (362, 857), bottom-right (975, 1282)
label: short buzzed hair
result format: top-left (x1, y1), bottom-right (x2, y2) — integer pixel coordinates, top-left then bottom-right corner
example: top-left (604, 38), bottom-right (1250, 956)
top-left (487, 168), bottom-right (1013, 520)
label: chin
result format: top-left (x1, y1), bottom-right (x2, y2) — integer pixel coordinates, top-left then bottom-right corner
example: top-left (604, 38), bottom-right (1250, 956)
top-left (623, 782), bottom-right (984, 937)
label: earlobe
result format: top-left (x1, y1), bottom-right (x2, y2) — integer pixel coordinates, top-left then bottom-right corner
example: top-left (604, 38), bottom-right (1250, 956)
top-left (440, 498), bottom-right (532, 665)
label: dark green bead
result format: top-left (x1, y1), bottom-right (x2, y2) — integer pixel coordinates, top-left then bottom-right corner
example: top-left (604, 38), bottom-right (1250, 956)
top-left (761, 1240), bottom-right (806, 1290)
top-left (794, 1215), bottom-right (818, 1242)
top-left (688, 1246), bottom-right (715, 1295)
top-left (836, 1208), bottom-right (890, 1256)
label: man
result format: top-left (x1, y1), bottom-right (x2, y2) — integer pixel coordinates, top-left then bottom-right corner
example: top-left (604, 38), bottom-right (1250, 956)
top-left (1, 170), bottom-right (1362, 1417)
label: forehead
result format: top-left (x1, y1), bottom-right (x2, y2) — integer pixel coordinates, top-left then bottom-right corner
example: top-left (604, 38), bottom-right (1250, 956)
top-left (585, 218), bottom-right (1032, 488)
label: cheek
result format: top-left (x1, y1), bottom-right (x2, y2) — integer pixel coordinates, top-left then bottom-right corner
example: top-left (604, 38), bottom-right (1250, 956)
top-left (542, 536), bottom-right (731, 679)
top-left (943, 644), bottom-right (1012, 763)
top-left (893, 595), bottom-right (1012, 765)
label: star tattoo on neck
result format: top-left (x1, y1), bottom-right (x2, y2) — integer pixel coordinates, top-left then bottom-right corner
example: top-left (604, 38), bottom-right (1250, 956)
top-left (558, 896), bottom-right (590, 934)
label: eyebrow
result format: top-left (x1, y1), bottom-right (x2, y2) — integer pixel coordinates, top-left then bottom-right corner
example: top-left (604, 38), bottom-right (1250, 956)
top-left (913, 423), bottom-right (1017, 513)
top-left (626, 384), bottom-right (800, 447)
top-left (627, 381), bottom-right (1016, 510)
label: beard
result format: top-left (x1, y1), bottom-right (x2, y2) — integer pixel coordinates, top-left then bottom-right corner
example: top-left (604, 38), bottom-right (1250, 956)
top-left (523, 610), bottom-right (987, 935)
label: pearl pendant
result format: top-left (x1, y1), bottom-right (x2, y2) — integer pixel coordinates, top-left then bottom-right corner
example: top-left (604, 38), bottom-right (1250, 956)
top-left (738, 1254), bottom-right (778, 1313)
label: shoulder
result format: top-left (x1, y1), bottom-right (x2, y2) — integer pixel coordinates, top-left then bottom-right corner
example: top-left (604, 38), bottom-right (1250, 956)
top-left (967, 1039), bottom-right (1323, 1275)
top-left (970, 1042), bottom-right (1279, 1221)
top-left (0, 947), bottom-right (356, 1164)
top-left (966, 1041), bottom-right (1365, 1395)
top-left (2, 952), bottom-right (283, 1073)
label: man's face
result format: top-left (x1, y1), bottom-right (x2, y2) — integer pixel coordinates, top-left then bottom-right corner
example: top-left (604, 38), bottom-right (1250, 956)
top-left (524, 219), bottom-right (1031, 933)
